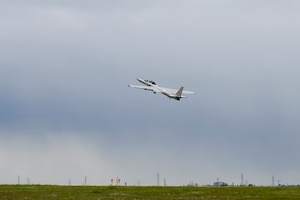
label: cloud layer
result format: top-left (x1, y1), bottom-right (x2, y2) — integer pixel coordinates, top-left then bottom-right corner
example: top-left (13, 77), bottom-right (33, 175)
top-left (1, 1), bottom-right (300, 185)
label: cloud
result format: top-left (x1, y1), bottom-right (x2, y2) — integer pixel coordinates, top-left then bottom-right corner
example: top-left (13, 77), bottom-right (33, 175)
top-left (0, 131), bottom-right (117, 185)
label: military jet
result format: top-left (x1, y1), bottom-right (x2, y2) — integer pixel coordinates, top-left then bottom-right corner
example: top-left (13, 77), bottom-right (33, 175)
top-left (128, 78), bottom-right (195, 101)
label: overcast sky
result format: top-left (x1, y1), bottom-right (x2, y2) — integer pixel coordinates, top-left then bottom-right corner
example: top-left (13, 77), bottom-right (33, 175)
top-left (1, 0), bottom-right (300, 186)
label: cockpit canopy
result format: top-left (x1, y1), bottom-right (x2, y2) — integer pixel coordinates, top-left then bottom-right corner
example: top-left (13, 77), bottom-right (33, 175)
top-left (145, 80), bottom-right (156, 85)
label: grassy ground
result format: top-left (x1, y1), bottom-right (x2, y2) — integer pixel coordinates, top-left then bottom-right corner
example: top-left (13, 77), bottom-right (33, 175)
top-left (0, 185), bottom-right (300, 200)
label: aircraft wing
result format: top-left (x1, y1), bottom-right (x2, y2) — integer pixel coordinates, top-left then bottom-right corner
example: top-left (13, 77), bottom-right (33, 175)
top-left (182, 90), bottom-right (195, 95)
top-left (160, 87), bottom-right (195, 95)
top-left (128, 85), bottom-right (161, 93)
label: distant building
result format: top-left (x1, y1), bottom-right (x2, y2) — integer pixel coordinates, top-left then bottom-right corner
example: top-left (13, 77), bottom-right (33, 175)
top-left (213, 182), bottom-right (228, 187)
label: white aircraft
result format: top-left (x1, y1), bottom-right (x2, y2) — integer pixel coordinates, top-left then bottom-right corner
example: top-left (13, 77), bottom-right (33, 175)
top-left (128, 78), bottom-right (195, 101)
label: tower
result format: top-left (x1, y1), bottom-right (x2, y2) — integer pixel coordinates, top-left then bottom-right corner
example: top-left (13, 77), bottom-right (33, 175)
top-left (241, 173), bottom-right (244, 186)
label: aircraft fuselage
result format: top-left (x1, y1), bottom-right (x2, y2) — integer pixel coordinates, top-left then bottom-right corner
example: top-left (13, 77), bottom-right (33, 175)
top-left (137, 78), bottom-right (181, 100)
top-left (128, 78), bottom-right (194, 101)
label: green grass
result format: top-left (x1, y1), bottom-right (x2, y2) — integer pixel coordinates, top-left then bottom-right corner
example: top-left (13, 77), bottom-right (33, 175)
top-left (0, 185), bottom-right (299, 200)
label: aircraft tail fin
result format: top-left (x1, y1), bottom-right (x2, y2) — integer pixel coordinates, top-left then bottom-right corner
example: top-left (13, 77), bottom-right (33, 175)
top-left (176, 87), bottom-right (184, 97)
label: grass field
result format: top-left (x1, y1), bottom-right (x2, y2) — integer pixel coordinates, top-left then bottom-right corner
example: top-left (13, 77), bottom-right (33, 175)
top-left (0, 185), bottom-right (300, 200)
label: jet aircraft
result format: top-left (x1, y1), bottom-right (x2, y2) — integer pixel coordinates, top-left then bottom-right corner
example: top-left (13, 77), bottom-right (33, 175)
top-left (128, 78), bottom-right (195, 101)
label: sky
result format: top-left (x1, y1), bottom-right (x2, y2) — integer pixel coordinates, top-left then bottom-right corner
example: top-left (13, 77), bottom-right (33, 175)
top-left (1, 0), bottom-right (300, 186)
